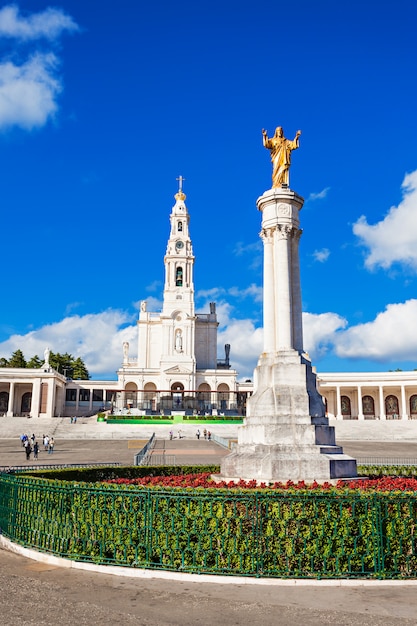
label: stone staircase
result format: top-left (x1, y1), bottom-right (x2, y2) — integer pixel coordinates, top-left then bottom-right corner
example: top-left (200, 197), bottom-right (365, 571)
top-left (0, 415), bottom-right (240, 441)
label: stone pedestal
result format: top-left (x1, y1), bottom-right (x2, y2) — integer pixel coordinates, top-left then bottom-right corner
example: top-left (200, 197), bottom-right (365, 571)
top-left (220, 187), bottom-right (357, 483)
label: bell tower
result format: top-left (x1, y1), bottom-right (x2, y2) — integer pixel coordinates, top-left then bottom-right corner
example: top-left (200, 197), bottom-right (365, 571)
top-left (161, 176), bottom-right (195, 318)
top-left (156, 177), bottom-right (197, 382)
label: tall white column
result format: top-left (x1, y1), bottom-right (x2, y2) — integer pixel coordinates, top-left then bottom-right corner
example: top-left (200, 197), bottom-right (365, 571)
top-left (275, 225), bottom-right (292, 349)
top-left (262, 228), bottom-right (275, 353)
top-left (291, 229), bottom-right (303, 352)
top-left (257, 188), bottom-right (304, 356)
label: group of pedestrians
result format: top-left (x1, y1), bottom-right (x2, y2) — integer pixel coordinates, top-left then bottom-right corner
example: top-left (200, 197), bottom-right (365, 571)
top-left (196, 429), bottom-right (211, 440)
top-left (20, 433), bottom-right (55, 460)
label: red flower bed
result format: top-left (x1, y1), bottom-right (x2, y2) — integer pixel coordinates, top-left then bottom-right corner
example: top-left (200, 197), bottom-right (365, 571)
top-left (104, 473), bottom-right (417, 491)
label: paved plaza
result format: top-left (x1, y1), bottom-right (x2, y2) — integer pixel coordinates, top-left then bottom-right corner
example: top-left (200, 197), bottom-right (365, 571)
top-left (1, 434), bottom-right (417, 470)
top-left (1, 546), bottom-right (417, 626)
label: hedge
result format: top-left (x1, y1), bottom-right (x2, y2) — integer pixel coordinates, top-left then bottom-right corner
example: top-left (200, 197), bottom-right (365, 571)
top-left (1, 465), bottom-right (417, 578)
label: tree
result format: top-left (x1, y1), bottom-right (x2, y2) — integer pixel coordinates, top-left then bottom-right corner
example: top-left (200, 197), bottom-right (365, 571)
top-left (72, 357), bottom-right (90, 380)
top-left (0, 349), bottom-right (90, 379)
top-left (8, 349), bottom-right (26, 368)
top-left (49, 351), bottom-right (90, 379)
top-left (27, 355), bottom-right (43, 368)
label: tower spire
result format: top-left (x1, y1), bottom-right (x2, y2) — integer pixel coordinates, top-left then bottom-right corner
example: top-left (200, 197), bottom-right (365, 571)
top-left (175, 175), bottom-right (186, 201)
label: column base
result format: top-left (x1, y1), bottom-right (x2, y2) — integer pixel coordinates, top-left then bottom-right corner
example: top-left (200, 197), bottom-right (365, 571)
top-left (220, 350), bottom-right (357, 483)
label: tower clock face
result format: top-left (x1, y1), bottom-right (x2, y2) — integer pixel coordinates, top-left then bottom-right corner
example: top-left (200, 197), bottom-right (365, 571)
top-left (175, 240), bottom-right (184, 250)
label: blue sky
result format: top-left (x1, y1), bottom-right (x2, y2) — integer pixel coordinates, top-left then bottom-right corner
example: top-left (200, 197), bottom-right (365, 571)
top-left (1, 0), bottom-right (417, 380)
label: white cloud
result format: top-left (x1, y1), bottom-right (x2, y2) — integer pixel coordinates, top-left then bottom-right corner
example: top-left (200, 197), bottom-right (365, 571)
top-left (0, 6), bottom-right (79, 131)
top-left (228, 284), bottom-right (263, 302)
top-left (0, 5), bottom-right (79, 40)
top-left (196, 287), bottom-right (224, 300)
top-left (307, 187), bottom-right (330, 201)
top-left (0, 310), bottom-right (137, 378)
top-left (353, 170), bottom-right (417, 271)
top-left (218, 317), bottom-right (263, 379)
top-left (312, 248), bottom-right (330, 263)
top-left (133, 296), bottom-right (163, 312)
top-left (302, 312), bottom-right (347, 360)
top-left (233, 241), bottom-right (262, 256)
top-left (0, 53), bottom-right (61, 129)
top-left (334, 299), bottom-right (417, 361)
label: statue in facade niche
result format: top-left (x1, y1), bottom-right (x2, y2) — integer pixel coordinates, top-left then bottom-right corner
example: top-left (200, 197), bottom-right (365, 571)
top-left (44, 347), bottom-right (50, 366)
top-left (262, 126), bottom-right (301, 188)
top-left (175, 330), bottom-right (182, 352)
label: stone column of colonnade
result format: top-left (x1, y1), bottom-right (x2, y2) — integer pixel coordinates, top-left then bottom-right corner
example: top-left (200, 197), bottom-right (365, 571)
top-left (7, 382), bottom-right (15, 417)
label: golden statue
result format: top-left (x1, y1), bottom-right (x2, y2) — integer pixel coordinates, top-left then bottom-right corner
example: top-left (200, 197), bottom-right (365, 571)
top-left (262, 126), bottom-right (301, 188)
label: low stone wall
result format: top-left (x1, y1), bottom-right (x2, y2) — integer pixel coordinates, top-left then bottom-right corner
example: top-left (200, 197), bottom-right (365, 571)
top-left (332, 419), bottom-right (417, 441)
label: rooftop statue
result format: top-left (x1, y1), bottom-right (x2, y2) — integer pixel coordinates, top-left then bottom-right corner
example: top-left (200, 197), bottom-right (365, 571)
top-left (262, 126), bottom-right (301, 188)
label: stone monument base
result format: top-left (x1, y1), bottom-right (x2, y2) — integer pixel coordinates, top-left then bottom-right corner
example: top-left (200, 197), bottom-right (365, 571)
top-left (220, 350), bottom-right (357, 483)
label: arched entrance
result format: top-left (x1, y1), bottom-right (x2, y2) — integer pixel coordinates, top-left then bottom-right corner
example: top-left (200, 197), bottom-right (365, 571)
top-left (217, 383), bottom-right (230, 411)
top-left (21, 392), bottom-right (32, 415)
top-left (124, 382), bottom-right (138, 410)
top-left (0, 391), bottom-right (8, 415)
top-left (197, 383), bottom-right (211, 412)
top-left (143, 382), bottom-right (157, 412)
top-left (341, 395), bottom-right (351, 419)
top-left (362, 395), bottom-right (375, 419)
top-left (410, 394), bottom-right (417, 418)
top-left (171, 382), bottom-right (184, 411)
top-left (385, 395), bottom-right (399, 419)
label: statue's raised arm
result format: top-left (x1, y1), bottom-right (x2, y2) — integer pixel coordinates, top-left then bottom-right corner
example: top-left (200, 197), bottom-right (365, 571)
top-left (262, 126), bottom-right (301, 188)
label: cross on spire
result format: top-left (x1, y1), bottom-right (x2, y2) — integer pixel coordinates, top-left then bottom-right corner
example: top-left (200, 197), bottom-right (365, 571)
top-left (176, 175), bottom-right (185, 192)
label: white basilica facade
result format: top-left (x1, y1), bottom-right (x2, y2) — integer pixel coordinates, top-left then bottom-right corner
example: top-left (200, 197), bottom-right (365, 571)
top-left (113, 185), bottom-right (239, 415)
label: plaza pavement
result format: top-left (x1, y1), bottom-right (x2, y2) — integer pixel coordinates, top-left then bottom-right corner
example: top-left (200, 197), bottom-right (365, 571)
top-left (1, 542), bottom-right (417, 625)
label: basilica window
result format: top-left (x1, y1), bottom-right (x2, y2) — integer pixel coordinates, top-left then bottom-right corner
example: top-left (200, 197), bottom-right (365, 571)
top-left (178, 221), bottom-right (183, 232)
top-left (176, 267), bottom-right (183, 286)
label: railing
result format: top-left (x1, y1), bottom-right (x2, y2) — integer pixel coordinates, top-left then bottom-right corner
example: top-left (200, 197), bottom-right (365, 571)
top-left (134, 433), bottom-right (155, 466)
top-left (142, 454), bottom-right (176, 466)
top-left (1, 474), bottom-right (417, 578)
top-left (0, 463), bottom-right (121, 473)
top-left (357, 458), bottom-right (417, 466)
top-left (211, 433), bottom-right (236, 450)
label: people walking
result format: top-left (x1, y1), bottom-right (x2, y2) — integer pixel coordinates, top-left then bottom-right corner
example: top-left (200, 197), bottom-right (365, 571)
top-left (203, 428), bottom-right (207, 440)
top-left (25, 442), bottom-right (32, 460)
top-left (43, 435), bottom-right (49, 451)
top-left (33, 441), bottom-right (39, 460)
top-left (48, 437), bottom-right (54, 454)
top-left (196, 429), bottom-right (200, 440)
